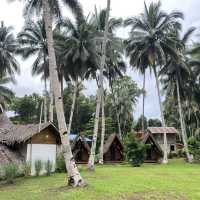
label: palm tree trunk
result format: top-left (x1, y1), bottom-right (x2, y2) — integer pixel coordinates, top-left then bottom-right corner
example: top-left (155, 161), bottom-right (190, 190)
top-left (176, 79), bottom-right (192, 163)
top-left (44, 77), bottom-right (47, 123)
top-left (153, 66), bottom-right (168, 164)
top-left (142, 71), bottom-right (146, 133)
top-left (42, 0), bottom-right (84, 187)
top-left (110, 79), bottom-right (122, 139)
top-left (67, 79), bottom-right (78, 135)
top-left (99, 96), bottom-right (105, 164)
top-left (87, 0), bottom-right (111, 170)
top-left (49, 83), bottom-right (54, 122)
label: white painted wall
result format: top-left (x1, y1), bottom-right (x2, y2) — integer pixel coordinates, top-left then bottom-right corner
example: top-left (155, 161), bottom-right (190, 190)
top-left (26, 144), bottom-right (57, 175)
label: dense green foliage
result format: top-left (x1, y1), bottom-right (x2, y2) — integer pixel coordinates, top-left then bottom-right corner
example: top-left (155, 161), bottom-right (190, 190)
top-left (11, 94), bottom-right (42, 124)
top-left (34, 160), bottom-right (42, 177)
top-left (124, 133), bottom-right (148, 167)
top-left (3, 163), bottom-right (18, 184)
top-left (188, 137), bottom-right (200, 162)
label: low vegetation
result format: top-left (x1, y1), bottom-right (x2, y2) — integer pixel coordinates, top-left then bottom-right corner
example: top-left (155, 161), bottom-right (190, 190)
top-left (0, 160), bottom-right (200, 200)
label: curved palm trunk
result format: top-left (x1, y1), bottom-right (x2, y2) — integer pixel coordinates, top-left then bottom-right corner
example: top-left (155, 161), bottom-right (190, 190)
top-left (153, 67), bottom-right (168, 164)
top-left (176, 79), bottom-right (193, 163)
top-left (142, 72), bottom-right (146, 133)
top-left (99, 96), bottom-right (105, 164)
top-left (42, 0), bottom-right (84, 187)
top-left (87, 0), bottom-right (111, 170)
top-left (67, 80), bottom-right (78, 135)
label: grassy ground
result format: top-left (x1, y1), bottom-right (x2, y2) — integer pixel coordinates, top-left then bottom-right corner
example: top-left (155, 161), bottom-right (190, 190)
top-left (0, 159), bottom-right (200, 200)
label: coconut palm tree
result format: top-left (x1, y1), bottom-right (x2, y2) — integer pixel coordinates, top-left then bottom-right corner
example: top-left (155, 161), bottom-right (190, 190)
top-left (55, 16), bottom-right (99, 139)
top-left (124, 1), bottom-right (183, 163)
top-left (12, 0), bottom-right (85, 186)
top-left (0, 76), bottom-right (14, 109)
top-left (161, 28), bottom-right (196, 163)
top-left (0, 22), bottom-right (20, 78)
top-left (17, 20), bottom-right (49, 122)
top-left (87, 0), bottom-right (111, 170)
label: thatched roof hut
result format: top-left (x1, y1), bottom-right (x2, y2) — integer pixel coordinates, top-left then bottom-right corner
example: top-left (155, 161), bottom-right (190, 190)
top-left (71, 135), bottom-right (91, 163)
top-left (103, 134), bottom-right (124, 163)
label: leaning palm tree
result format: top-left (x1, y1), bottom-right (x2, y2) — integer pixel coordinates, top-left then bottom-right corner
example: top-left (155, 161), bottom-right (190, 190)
top-left (161, 28), bottom-right (196, 163)
top-left (87, 0), bottom-right (111, 170)
top-left (55, 16), bottom-right (99, 140)
top-left (0, 22), bottom-right (20, 78)
top-left (17, 20), bottom-right (50, 123)
top-left (10, 0), bottom-right (85, 186)
top-left (0, 76), bottom-right (14, 109)
top-left (125, 1), bottom-right (183, 163)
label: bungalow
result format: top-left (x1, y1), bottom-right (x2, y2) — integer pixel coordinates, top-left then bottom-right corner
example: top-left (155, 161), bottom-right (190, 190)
top-left (147, 127), bottom-right (178, 154)
top-left (138, 132), bottom-right (163, 163)
top-left (103, 134), bottom-right (124, 163)
top-left (0, 109), bottom-right (61, 175)
top-left (70, 134), bottom-right (91, 163)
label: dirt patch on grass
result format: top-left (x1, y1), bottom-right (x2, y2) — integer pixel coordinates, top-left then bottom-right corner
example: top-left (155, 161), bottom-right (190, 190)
top-left (127, 191), bottom-right (188, 200)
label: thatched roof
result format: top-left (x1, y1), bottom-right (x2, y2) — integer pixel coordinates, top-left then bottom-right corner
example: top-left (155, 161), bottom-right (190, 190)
top-left (142, 133), bottom-right (163, 154)
top-left (0, 144), bottom-right (23, 166)
top-left (71, 135), bottom-right (90, 153)
top-left (147, 127), bottom-right (178, 134)
top-left (0, 112), bottom-right (60, 145)
top-left (103, 134), bottom-right (123, 154)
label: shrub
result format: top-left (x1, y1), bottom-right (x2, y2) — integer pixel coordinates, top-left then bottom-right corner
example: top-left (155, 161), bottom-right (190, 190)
top-left (56, 153), bottom-right (66, 173)
top-left (23, 161), bottom-right (31, 177)
top-left (45, 160), bottom-right (53, 176)
top-left (188, 137), bottom-right (200, 162)
top-left (124, 133), bottom-right (149, 167)
top-left (34, 160), bottom-right (42, 176)
top-left (3, 163), bottom-right (18, 184)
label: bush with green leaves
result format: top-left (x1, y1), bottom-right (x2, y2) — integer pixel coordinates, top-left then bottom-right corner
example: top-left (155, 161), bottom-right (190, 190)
top-left (188, 137), bottom-right (200, 162)
top-left (124, 133), bottom-right (148, 167)
top-left (56, 153), bottom-right (66, 173)
top-left (34, 160), bottom-right (42, 176)
top-left (45, 160), bottom-right (53, 176)
top-left (23, 161), bottom-right (31, 176)
top-left (3, 163), bottom-right (18, 184)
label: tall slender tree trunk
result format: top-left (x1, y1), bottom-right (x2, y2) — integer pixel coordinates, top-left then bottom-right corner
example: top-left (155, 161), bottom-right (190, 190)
top-left (49, 83), bottom-right (54, 122)
top-left (99, 96), bottom-right (105, 164)
top-left (176, 79), bottom-right (193, 163)
top-left (87, 0), bottom-right (111, 170)
top-left (42, 0), bottom-right (84, 186)
top-left (110, 80), bottom-right (122, 139)
top-left (67, 79), bottom-right (78, 135)
top-left (44, 77), bottom-right (47, 123)
top-left (153, 67), bottom-right (168, 164)
top-left (142, 71), bottom-right (146, 133)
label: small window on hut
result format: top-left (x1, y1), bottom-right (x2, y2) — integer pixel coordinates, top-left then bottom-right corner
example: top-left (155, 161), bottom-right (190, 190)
top-left (170, 145), bottom-right (175, 152)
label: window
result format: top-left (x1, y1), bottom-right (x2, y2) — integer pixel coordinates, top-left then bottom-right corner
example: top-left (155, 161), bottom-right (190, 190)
top-left (170, 145), bottom-right (175, 152)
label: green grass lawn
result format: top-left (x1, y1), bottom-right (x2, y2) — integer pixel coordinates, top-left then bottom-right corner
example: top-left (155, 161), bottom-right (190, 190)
top-left (0, 159), bottom-right (200, 200)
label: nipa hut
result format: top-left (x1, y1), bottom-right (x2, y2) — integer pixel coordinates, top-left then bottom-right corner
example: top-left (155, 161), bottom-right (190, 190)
top-left (141, 133), bottom-right (163, 163)
top-left (0, 109), bottom-right (61, 175)
top-left (103, 134), bottom-right (124, 163)
top-left (71, 135), bottom-right (91, 163)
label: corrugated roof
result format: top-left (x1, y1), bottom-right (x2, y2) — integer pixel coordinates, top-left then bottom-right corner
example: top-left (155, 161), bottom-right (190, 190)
top-left (147, 127), bottom-right (178, 134)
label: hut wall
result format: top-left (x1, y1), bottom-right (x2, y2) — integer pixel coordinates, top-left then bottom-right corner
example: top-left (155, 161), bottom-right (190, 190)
top-left (152, 134), bottom-right (176, 153)
top-left (30, 129), bottom-right (57, 144)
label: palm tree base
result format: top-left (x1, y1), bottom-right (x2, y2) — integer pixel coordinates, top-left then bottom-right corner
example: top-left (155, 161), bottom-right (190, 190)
top-left (162, 158), bottom-right (168, 164)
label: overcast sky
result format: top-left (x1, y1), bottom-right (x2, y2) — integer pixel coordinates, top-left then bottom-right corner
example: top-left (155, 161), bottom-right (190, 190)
top-left (1, 0), bottom-right (200, 119)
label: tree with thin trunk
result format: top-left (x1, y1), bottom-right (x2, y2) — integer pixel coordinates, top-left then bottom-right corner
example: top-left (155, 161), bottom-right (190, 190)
top-left (55, 15), bottom-right (98, 137)
top-left (11, 0), bottom-right (86, 186)
top-left (88, 0), bottom-right (111, 170)
top-left (125, 1), bottom-right (184, 163)
top-left (161, 27), bottom-right (197, 162)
